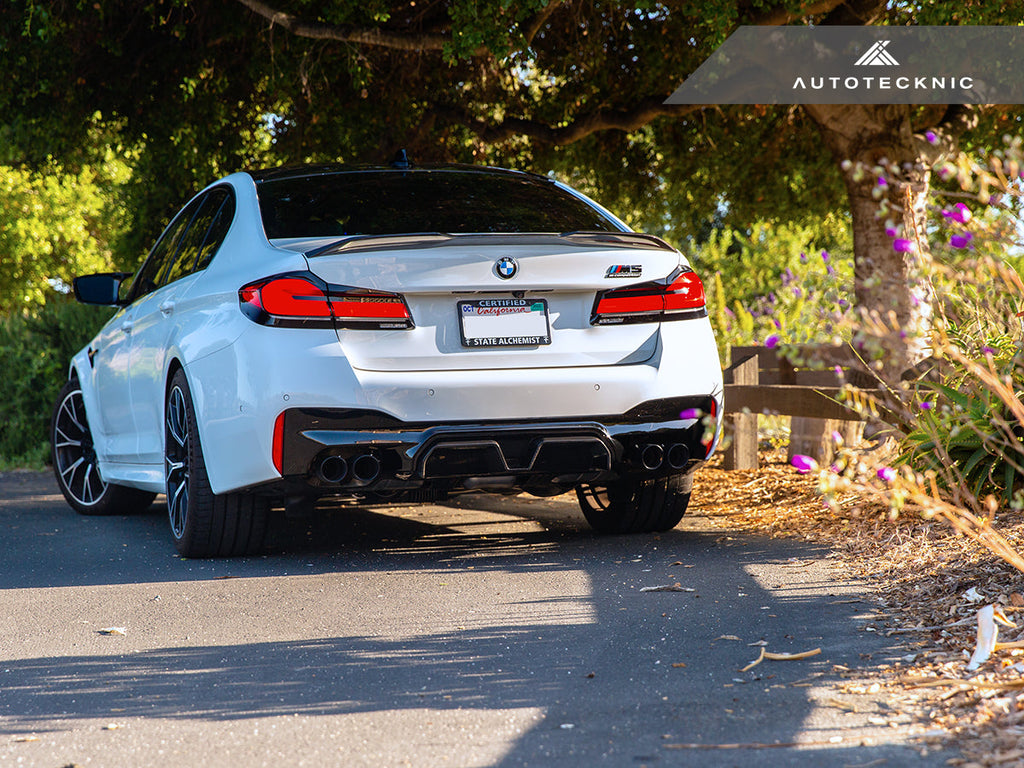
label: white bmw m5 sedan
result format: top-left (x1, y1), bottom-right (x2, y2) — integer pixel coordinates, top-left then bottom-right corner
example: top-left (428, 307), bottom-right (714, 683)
top-left (52, 162), bottom-right (724, 556)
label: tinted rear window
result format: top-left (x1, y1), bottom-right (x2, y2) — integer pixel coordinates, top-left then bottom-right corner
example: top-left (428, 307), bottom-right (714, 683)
top-left (256, 170), bottom-right (620, 239)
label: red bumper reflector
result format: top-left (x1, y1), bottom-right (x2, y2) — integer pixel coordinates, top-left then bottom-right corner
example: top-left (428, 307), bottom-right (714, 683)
top-left (272, 412), bottom-right (286, 475)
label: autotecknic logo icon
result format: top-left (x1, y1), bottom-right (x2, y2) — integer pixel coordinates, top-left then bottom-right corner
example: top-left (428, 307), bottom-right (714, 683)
top-left (854, 40), bottom-right (899, 66)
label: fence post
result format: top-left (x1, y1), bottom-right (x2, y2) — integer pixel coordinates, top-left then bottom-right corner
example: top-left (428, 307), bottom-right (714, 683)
top-left (723, 354), bottom-right (758, 470)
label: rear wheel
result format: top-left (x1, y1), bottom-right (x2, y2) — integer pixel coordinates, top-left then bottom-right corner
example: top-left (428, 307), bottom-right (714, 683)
top-left (165, 369), bottom-right (268, 557)
top-left (576, 473), bottom-right (692, 534)
top-left (51, 378), bottom-right (155, 516)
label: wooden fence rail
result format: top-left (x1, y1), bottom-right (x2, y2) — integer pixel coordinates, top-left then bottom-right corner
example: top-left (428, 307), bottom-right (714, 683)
top-left (721, 344), bottom-right (871, 471)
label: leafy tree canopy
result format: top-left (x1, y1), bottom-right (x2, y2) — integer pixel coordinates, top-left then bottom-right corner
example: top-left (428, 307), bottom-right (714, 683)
top-left (2, 0), bottom-right (1023, 345)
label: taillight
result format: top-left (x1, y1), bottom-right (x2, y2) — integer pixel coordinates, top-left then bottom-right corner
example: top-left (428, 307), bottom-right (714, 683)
top-left (331, 289), bottom-right (412, 324)
top-left (591, 268), bottom-right (706, 325)
top-left (239, 273), bottom-right (414, 330)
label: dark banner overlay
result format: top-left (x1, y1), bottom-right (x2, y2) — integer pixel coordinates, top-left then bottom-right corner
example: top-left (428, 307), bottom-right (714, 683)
top-left (666, 26), bottom-right (1024, 105)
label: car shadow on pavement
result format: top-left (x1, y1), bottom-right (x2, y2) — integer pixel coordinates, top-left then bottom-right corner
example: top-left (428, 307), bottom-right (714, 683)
top-left (0, 470), bottom-right (949, 766)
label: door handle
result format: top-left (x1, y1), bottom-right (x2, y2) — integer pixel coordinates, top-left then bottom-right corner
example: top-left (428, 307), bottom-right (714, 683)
top-left (159, 300), bottom-right (175, 316)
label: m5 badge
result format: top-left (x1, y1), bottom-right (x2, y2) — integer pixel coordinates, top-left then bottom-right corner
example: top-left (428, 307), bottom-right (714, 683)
top-left (605, 264), bottom-right (642, 278)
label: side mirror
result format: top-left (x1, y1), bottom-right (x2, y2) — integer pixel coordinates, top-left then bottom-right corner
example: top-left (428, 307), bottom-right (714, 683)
top-left (72, 273), bottom-right (133, 306)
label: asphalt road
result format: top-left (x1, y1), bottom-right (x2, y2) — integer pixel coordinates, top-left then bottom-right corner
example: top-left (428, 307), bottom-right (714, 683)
top-left (0, 470), bottom-right (953, 767)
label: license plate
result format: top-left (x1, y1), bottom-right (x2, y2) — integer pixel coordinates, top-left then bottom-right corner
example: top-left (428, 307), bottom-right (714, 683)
top-left (458, 298), bottom-right (551, 347)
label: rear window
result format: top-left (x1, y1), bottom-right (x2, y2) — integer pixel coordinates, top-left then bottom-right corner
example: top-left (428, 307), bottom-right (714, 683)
top-left (256, 170), bottom-right (620, 239)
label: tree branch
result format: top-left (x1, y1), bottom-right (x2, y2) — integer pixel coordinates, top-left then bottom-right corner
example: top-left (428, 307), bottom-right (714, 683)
top-left (434, 97), bottom-right (700, 146)
top-left (748, 0), bottom-right (846, 26)
top-left (233, 0), bottom-right (468, 53)
top-left (523, 0), bottom-right (564, 47)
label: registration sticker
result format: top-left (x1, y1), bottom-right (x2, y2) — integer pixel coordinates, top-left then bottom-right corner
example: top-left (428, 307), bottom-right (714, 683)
top-left (458, 298), bottom-right (551, 347)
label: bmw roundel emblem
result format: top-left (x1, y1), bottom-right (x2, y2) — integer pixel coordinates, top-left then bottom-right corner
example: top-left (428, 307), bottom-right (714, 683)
top-left (495, 256), bottom-right (518, 279)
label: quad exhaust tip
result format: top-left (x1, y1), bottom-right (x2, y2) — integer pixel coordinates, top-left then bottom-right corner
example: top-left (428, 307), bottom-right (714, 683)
top-left (317, 453), bottom-right (381, 485)
top-left (640, 444), bottom-right (664, 471)
top-left (317, 455), bottom-right (349, 484)
top-left (351, 453), bottom-right (382, 484)
top-left (667, 443), bottom-right (690, 470)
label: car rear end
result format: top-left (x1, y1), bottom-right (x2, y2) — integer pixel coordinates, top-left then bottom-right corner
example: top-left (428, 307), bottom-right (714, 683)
top-left (232, 166), bottom-right (723, 527)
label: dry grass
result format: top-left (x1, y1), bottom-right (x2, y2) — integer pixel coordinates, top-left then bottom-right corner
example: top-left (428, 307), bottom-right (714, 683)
top-left (690, 449), bottom-right (1024, 767)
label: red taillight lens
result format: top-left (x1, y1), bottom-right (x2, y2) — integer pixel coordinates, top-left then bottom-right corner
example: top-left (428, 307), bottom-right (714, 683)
top-left (239, 273), bottom-right (413, 329)
top-left (663, 271), bottom-right (706, 315)
top-left (592, 269), bottom-right (706, 325)
top-left (259, 277), bottom-right (333, 317)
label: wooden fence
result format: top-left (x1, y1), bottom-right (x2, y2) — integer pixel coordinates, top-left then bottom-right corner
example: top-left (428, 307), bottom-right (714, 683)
top-left (721, 344), bottom-right (873, 470)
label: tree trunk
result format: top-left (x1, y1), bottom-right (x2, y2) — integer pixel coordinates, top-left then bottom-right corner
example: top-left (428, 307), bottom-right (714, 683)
top-left (804, 104), bottom-right (935, 378)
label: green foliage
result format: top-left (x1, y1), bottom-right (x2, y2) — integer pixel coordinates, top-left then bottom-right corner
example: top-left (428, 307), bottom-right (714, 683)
top-left (0, 295), bottom-right (111, 465)
top-left (901, 374), bottom-right (1024, 508)
top-left (0, 151), bottom-right (133, 314)
top-left (690, 218), bottom-right (854, 361)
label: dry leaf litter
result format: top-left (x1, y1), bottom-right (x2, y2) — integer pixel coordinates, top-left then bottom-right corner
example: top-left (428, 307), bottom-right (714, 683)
top-left (691, 449), bottom-right (1024, 767)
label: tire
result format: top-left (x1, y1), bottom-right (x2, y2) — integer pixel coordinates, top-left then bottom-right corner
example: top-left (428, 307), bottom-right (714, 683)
top-left (165, 369), bottom-right (268, 557)
top-left (51, 378), bottom-right (155, 516)
top-left (576, 473), bottom-right (693, 534)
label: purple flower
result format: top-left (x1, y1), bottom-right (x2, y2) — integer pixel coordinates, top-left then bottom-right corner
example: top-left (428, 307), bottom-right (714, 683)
top-left (679, 408), bottom-right (702, 420)
top-left (920, 401), bottom-right (933, 411)
top-left (772, 318), bottom-right (781, 330)
top-left (925, 130), bottom-right (938, 144)
top-left (827, 265), bottom-right (836, 276)
top-left (791, 455), bottom-right (818, 474)
top-left (820, 249), bottom-right (830, 262)
top-left (799, 252), bottom-right (808, 264)
top-left (885, 226), bottom-right (899, 238)
top-left (893, 238), bottom-right (915, 253)
top-left (983, 346), bottom-right (996, 356)
top-left (831, 430), bottom-right (844, 445)
top-left (792, 287), bottom-right (803, 299)
top-left (877, 466), bottom-right (897, 483)
top-left (838, 299), bottom-right (849, 308)
top-left (949, 232), bottom-right (973, 249)
top-left (942, 203), bottom-right (971, 224)
top-left (765, 334), bottom-right (780, 349)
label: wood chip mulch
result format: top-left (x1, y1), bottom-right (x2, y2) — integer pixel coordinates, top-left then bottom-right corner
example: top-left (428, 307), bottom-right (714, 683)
top-left (691, 450), bottom-right (1024, 767)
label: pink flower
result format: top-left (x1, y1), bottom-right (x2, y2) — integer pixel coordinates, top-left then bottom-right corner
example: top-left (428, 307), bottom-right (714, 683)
top-left (893, 238), bottom-right (915, 253)
top-left (765, 334), bottom-right (780, 349)
top-left (679, 408), bottom-right (702, 420)
top-left (877, 466), bottom-right (897, 482)
top-left (925, 130), bottom-right (938, 144)
top-left (791, 455), bottom-right (819, 474)
top-left (831, 430), bottom-right (844, 445)
top-left (920, 401), bottom-right (933, 411)
top-left (942, 203), bottom-right (971, 224)
top-left (885, 226), bottom-right (899, 238)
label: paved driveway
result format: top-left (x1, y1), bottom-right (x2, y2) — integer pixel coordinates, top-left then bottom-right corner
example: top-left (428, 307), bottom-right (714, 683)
top-left (0, 471), bottom-right (950, 766)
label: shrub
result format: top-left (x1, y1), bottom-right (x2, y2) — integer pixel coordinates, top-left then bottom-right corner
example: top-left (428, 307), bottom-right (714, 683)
top-left (0, 294), bottom-right (111, 467)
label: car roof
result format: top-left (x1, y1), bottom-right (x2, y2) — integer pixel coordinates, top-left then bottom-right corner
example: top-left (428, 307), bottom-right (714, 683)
top-left (246, 163), bottom-right (556, 185)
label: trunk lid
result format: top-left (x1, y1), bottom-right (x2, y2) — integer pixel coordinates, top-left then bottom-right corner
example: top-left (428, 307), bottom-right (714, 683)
top-left (282, 234), bottom-right (686, 372)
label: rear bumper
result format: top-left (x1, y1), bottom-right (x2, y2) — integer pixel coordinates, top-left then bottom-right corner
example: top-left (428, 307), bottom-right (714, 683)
top-left (273, 395), bottom-right (718, 496)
